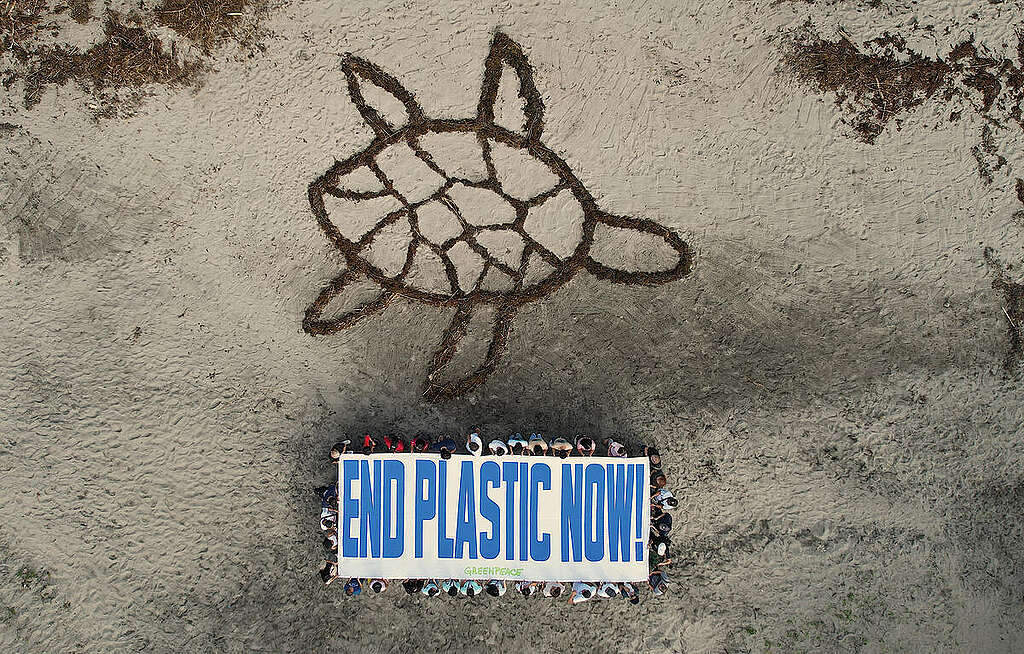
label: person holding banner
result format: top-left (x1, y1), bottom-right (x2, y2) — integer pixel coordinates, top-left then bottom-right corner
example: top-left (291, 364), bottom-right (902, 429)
top-left (528, 433), bottom-right (548, 455)
top-left (420, 579), bottom-right (440, 597)
top-left (570, 582), bottom-right (596, 604)
top-left (466, 431), bottom-right (484, 456)
top-left (542, 582), bottom-right (564, 598)
top-left (550, 438), bottom-right (573, 458)
top-left (575, 436), bottom-right (596, 456)
top-left (508, 434), bottom-right (528, 455)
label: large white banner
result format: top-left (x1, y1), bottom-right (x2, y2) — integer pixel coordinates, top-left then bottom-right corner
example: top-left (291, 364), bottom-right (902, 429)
top-left (333, 454), bottom-right (650, 582)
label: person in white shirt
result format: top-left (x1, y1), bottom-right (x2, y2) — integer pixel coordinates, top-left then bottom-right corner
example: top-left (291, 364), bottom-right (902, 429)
top-left (570, 582), bottom-right (597, 604)
top-left (508, 433), bottom-right (528, 455)
top-left (597, 582), bottom-right (618, 598)
top-left (652, 489), bottom-right (678, 509)
top-left (466, 430), bottom-right (484, 456)
top-left (550, 438), bottom-right (573, 458)
top-left (542, 582), bottom-right (564, 598)
top-left (488, 439), bottom-right (509, 456)
top-left (528, 433), bottom-right (548, 456)
top-left (516, 581), bottom-right (538, 597)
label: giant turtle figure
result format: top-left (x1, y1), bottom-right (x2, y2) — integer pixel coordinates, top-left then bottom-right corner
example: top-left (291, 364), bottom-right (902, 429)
top-left (304, 31), bottom-right (694, 400)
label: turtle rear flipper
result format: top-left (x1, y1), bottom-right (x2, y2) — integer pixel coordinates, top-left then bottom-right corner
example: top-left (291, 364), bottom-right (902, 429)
top-left (424, 303), bottom-right (516, 401)
top-left (303, 269), bottom-right (395, 335)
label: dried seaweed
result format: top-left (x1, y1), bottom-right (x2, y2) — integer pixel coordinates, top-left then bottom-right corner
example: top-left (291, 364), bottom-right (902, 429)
top-left (783, 31), bottom-right (949, 143)
top-left (154, 0), bottom-right (247, 54)
top-left (22, 12), bottom-right (198, 108)
top-left (783, 28), bottom-right (1024, 143)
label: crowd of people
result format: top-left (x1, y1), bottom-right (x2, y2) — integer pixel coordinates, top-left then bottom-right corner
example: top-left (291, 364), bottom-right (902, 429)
top-left (316, 431), bottom-right (676, 603)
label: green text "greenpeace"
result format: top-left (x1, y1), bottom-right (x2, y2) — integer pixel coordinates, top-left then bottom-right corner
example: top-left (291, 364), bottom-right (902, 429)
top-left (464, 566), bottom-right (524, 576)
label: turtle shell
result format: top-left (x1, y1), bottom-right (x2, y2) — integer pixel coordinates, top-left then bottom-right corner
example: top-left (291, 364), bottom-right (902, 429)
top-left (310, 120), bottom-right (598, 306)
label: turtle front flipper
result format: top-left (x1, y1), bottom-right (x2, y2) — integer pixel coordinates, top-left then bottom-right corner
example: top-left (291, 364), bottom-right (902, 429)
top-left (303, 269), bottom-right (395, 335)
top-left (424, 303), bottom-right (517, 402)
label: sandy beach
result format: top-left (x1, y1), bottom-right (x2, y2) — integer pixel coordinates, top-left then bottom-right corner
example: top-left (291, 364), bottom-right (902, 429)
top-left (2, 0), bottom-right (1023, 651)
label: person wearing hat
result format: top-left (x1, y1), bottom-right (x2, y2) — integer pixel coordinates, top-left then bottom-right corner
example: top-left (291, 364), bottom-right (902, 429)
top-left (575, 436), bottom-right (596, 457)
top-left (320, 511), bottom-right (337, 532)
top-left (368, 579), bottom-right (388, 593)
top-left (550, 437), bottom-right (573, 458)
top-left (466, 430), bottom-right (484, 456)
top-left (488, 439), bottom-right (509, 456)
top-left (508, 434), bottom-right (528, 455)
top-left (652, 512), bottom-right (673, 536)
top-left (570, 582), bottom-right (597, 604)
top-left (651, 534), bottom-right (671, 558)
top-left (528, 433), bottom-right (548, 456)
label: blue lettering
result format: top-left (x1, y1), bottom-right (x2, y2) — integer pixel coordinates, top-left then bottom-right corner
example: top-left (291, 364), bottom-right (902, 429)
top-left (341, 459), bottom-right (359, 558)
top-left (359, 459), bottom-right (382, 558)
top-left (382, 459), bottom-right (405, 558)
top-left (437, 460), bottom-right (454, 558)
top-left (560, 463), bottom-right (584, 562)
top-left (502, 461), bottom-right (519, 561)
top-left (606, 463), bottom-right (633, 562)
top-left (414, 459), bottom-right (436, 558)
top-left (479, 461), bottom-right (501, 559)
top-left (519, 462), bottom-right (529, 561)
top-left (584, 463), bottom-right (605, 562)
top-left (529, 462), bottom-right (551, 561)
top-left (455, 460), bottom-right (478, 559)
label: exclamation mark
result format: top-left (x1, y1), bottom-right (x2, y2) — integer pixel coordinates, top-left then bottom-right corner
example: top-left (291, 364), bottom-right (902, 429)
top-left (634, 463), bottom-right (644, 562)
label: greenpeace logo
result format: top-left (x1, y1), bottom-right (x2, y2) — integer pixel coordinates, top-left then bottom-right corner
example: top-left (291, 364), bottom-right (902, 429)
top-left (464, 566), bottom-right (524, 577)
